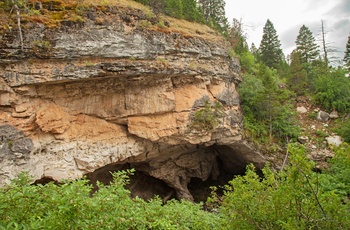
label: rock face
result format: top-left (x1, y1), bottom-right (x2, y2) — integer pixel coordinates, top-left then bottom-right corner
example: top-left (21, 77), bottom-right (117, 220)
top-left (0, 6), bottom-right (264, 200)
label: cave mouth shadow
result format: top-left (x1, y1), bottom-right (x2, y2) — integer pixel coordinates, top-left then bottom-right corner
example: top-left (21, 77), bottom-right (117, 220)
top-left (83, 144), bottom-right (263, 203)
top-left (85, 163), bottom-right (176, 202)
top-left (188, 156), bottom-right (245, 203)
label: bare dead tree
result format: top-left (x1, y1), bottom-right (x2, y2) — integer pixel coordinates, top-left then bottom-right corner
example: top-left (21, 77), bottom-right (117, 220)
top-left (319, 20), bottom-right (341, 66)
top-left (321, 20), bottom-right (328, 66)
top-left (10, 0), bottom-right (24, 51)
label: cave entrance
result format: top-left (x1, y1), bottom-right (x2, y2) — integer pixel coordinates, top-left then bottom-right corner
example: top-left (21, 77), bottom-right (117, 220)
top-left (85, 143), bottom-right (264, 203)
top-left (86, 163), bottom-right (176, 202)
top-left (188, 156), bottom-right (243, 203)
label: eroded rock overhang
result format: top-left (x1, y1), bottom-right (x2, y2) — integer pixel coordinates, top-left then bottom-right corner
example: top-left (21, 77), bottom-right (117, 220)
top-left (0, 12), bottom-right (265, 200)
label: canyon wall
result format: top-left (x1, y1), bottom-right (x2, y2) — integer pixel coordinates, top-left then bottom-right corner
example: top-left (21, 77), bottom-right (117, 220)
top-left (0, 6), bottom-right (264, 200)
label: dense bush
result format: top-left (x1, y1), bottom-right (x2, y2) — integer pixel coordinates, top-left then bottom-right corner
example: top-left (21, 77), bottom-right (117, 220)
top-left (238, 59), bottom-right (300, 142)
top-left (0, 170), bottom-right (221, 229)
top-left (320, 143), bottom-right (350, 196)
top-left (1, 145), bottom-right (350, 229)
top-left (334, 119), bottom-right (350, 143)
top-left (190, 100), bottom-right (225, 131)
top-left (313, 68), bottom-right (350, 113)
top-left (218, 144), bottom-right (350, 229)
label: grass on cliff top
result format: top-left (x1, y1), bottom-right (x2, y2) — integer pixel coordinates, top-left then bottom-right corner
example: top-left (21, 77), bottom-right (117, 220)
top-left (0, 0), bottom-right (222, 42)
top-left (81, 0), bottom-right (151, 12)
top-left (161, 16), bottom-right (222, 42)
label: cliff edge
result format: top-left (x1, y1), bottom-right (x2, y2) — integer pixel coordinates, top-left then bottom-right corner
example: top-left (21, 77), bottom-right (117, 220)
top-left (0, 2), bottom-right (264, 200)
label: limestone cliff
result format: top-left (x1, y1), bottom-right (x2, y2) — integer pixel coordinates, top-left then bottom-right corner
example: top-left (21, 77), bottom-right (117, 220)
top-left (0, 5), bottom-right (264, 200)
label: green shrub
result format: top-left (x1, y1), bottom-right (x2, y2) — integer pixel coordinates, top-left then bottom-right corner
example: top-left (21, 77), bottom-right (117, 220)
top-left (218, 144), bottom-right (350, 229)
top-left (313, 68), bottom-right (350, 113)
top-left (0, 170), bottom-right (222, 229)
top-left (239, 67), bottom-right (300, 142)
top-left (239, 51), bottom-right (256, 73)
top-left (334, 119), bottom-right (350, 143)
top-left (190, 101), bottom-right (224, 132)
top-left (320, 143), bottom-right (350, 196)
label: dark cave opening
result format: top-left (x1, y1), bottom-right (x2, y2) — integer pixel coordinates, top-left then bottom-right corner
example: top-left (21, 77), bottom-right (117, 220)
top-left (188, 156), bottom-right (244, 203)
top-left (85, 144), bottom-right (264, 203)
top-left (32, 176), bottom-right (59, 186)
top-left (86, 163), bottom-right (176, 202)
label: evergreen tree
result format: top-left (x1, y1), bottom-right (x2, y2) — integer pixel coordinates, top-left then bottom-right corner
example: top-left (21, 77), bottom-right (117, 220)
top-left (250, 42), bottom-right (260, 60)
top-left (295, 25), bottom-right (319, 63)
top-left (198, 0), bottom-right (228, 31)
top-left (259, 19), bottom-right (284, 69)
top-left (287, 50), bottom-right (308, 95)
top-left (227, 18), bottom-right (248, 54)
top-left (164, 0), bottom-right (183, 18)
top-left (344, 34), bottom-right (350, 71)
top-left (182, 0), bottom-right (201, 22)
top-left (250, 43), bottom-right (257, 55)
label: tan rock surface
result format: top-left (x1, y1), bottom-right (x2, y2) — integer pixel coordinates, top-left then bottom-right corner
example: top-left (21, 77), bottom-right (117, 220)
top-left (0, 7), bottom-right (264, 199)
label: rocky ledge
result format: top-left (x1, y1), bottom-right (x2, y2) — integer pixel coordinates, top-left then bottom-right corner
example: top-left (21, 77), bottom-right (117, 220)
top-left (0, 6), bottom-right (264, 201)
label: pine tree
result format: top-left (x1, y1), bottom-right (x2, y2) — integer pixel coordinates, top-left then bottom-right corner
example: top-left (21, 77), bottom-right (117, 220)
top-left (344, 34), bottom-right (350, 70)
top-left (259, 19), bottom-right (284, 69)
top-left (287, 50), bottom-right (308, 95)
top-left (295, 25), bottom-right (319, 63)
top-left (164, 0), bottom-right (183, 18)
top-left (182, 0), bottom-right (201, 22)
top-left (250, 43), bottom-right (260, 59)
top-left (227, 18), bottom-right (248, 54)
top-left (198, 0), bottom-right (228, 31)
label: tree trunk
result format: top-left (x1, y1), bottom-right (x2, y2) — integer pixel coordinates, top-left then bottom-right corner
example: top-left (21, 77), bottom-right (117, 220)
top-left (11, 0), bottom-right (24, 51)
top-left (321, 20), bottom-right (328, 67)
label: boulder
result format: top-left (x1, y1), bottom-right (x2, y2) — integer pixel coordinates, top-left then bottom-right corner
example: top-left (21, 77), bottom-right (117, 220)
top-left (298, 136), bottom-right (309, 144)
top-left (329, 111), bottom-right (339, 119)
top-left (297, 106), bottom-right (308, 114)
top-left (316, 111), bottom-right (330, 122)
top-left (325, 136), bottom-right (343, 147)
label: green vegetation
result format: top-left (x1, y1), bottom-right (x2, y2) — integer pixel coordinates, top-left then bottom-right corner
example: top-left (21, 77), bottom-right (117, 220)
top-left (238, 51), bottom-right (300, 143)
top-left (32, 39), bottom-right (51, 49)
top-left (134, 0), bottom-right (227, 32)
top-left (295, 25), bottom-right (320, 63)
top-left (334, 119), bottom-right (350, 143)
top-left (313, 68), bottom-right (350, 113)
top-left (233, 16), bottom-right (350, 144)
top-left (258, 19), bottom-right (284, 69)
top-left (190, 100), bottom-right (224, 131)
top-left (1, 1), bottom-right (350, 229)
top-left (1, 144), bottom-right (350, 229)
top-left (344, 34), bottom-right (350, 72)
top-left (220, 144), bottom-right (350, 229)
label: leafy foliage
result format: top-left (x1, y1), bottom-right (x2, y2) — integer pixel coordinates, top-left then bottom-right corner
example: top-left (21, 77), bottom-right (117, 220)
top-left (2, 145), bottom-right (350, 229)
top-left (334, 119), bottom-right (350, 143)
top-left (0, 170), bottom-right (221, 229)
top-left (190, 100), bottom-right (225, 131)
top-left (238, 52), bottom-right (300, 142)
top-left (320, 143), bottom-right (350, 196)
top-left (313, 68), bottom-right (350, 113)
top-left (218, 144), bottom-right (350, 229)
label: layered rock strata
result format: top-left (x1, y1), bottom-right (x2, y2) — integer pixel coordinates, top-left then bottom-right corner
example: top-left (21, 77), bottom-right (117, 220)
top-left (0, 6), bottom-right (264, 200)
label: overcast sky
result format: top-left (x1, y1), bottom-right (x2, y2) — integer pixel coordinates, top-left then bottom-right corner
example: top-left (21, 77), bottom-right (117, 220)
top-left (224, 0), bottom-right (350, 63)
